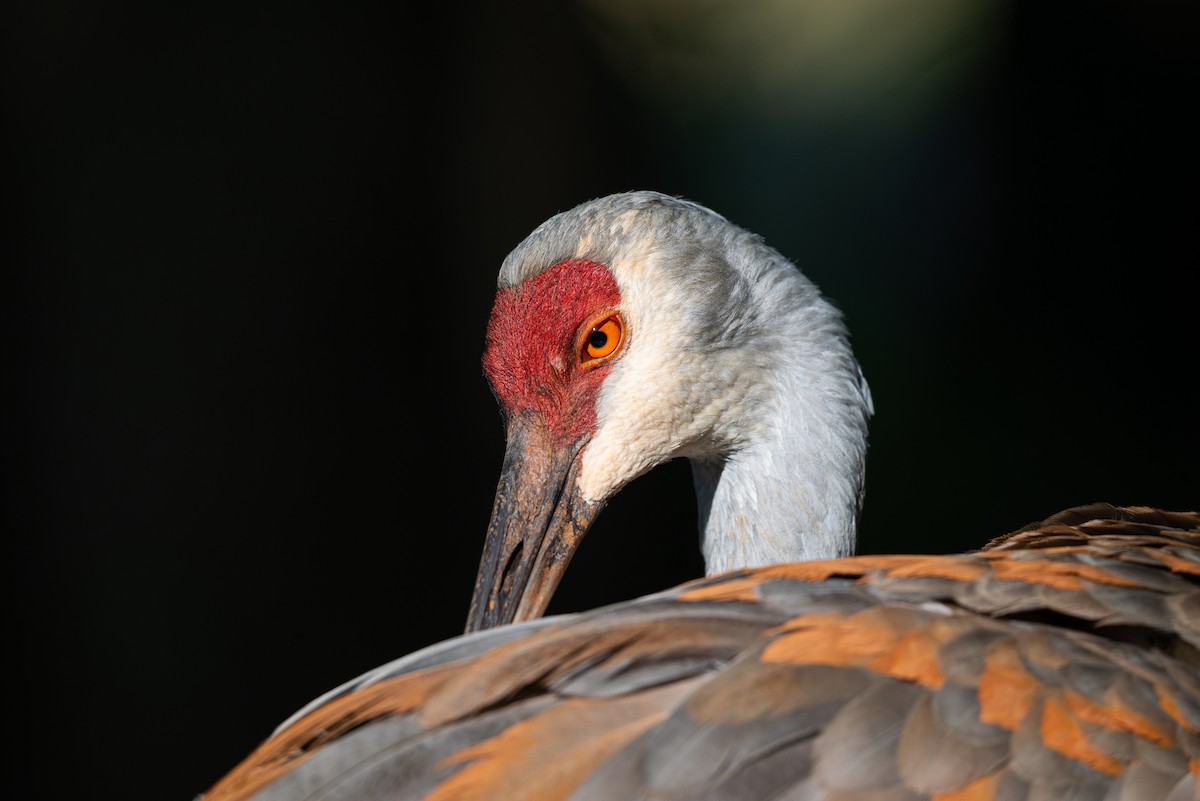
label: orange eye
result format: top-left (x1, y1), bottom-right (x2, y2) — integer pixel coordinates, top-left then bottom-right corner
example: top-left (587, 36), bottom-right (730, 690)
top-left (581, 313), bottom-right (624, 364)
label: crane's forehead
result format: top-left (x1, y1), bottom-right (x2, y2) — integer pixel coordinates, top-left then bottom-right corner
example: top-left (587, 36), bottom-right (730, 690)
top-left (482, 259), bottom-right (621, 413)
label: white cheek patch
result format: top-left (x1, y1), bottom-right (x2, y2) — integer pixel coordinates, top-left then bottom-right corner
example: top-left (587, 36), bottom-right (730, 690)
top-left (576, 246), bottom-right (759, 504)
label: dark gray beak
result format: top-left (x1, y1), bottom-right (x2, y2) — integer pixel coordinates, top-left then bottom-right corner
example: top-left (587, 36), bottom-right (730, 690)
top-left (465, 413), bottom-right (603, 632)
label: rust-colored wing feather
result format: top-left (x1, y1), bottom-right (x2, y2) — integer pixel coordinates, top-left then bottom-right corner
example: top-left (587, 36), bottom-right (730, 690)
top-left (203, 505), bottom-right (1200, 801)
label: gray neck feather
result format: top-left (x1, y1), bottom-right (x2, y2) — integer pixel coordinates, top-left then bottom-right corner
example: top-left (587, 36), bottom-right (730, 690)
top-left (689, 224), bottom-right (871, 572)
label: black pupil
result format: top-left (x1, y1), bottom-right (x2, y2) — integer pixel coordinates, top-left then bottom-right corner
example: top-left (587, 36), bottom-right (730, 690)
top-left (588, 328), bottom-right (608, 350)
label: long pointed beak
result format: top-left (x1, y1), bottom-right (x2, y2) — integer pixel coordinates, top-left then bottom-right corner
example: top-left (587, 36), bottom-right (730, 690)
top-left (465, 414), bottom-right (603, 632)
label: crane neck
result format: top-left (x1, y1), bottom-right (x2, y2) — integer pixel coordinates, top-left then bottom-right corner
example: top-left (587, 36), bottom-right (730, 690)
top-left (689, 325), bottom-right (871, 575)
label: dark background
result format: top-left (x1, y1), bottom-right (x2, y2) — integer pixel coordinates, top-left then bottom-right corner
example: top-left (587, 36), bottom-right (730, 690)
top-left (5, 2), bottom-right (1195, 799)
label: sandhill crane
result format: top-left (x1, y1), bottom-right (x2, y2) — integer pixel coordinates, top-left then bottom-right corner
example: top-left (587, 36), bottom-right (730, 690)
top-left (204, 192), bottom-right (1199, 801)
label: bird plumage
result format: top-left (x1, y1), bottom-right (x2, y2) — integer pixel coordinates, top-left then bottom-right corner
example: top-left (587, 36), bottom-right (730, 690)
top-left (202, 193), bottom-right (1198, 800)
top-left (205, 504), bottom-right (1199, 800)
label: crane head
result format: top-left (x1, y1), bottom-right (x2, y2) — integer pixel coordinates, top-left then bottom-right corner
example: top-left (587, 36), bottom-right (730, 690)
top-left (465, 191), bottom-right (871, 632)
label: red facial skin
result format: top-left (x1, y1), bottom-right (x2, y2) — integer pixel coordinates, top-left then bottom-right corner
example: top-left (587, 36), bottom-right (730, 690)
top-left (482, 259), bottom-right (622, 445)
